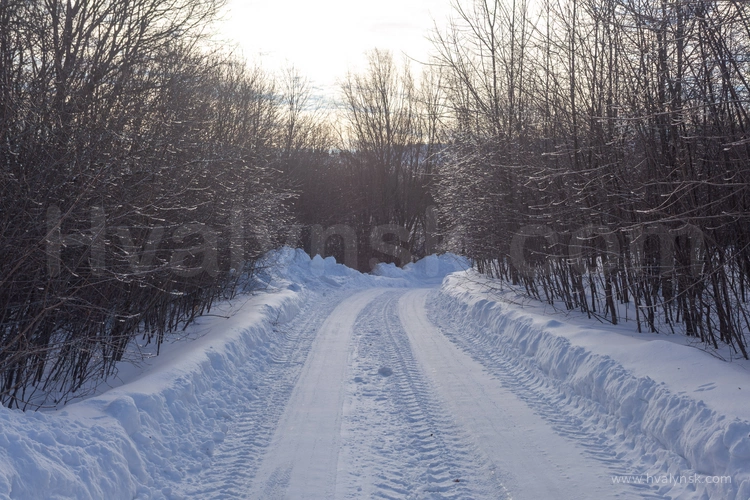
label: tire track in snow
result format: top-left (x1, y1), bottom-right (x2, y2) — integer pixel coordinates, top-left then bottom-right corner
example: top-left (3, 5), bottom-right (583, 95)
top-left (246, 288), bottom-right (387, 499)
top-left (423, 290), bottom-right (665, 499)
top-left (180, 289), bottom-right (348, 499)
top-left (337, 290), bottom-right (502, 499)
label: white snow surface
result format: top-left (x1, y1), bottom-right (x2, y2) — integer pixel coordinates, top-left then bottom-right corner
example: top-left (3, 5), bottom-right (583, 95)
top-left (0, 248), bottom-right (748, 499)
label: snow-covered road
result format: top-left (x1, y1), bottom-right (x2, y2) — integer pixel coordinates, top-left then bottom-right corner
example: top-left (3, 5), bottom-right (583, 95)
top-left (2, 251), bottom-right (748, 499)
top-left (189, 287), bottom-right (648, 499)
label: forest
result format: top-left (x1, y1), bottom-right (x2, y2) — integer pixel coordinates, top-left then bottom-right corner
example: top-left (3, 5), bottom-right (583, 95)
top-left (1, 0), bottom-right (750, 409)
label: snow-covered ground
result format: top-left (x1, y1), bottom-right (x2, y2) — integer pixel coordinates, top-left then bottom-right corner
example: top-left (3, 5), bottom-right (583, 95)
top-left (0, 249), bottom-right (748, 499)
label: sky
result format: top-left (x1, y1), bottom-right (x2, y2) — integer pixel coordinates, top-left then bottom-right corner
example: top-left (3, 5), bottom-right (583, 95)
top-left (216, 0), bottom-right (455, 100)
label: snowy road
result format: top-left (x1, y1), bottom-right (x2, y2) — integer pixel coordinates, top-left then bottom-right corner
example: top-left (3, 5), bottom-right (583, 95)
top-left (187, 287), bottom-right (654, 499)
top-left (1, 252), bottom-right (745, 500)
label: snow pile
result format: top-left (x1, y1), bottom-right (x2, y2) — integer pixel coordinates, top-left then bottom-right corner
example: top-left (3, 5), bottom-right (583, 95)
top-left (372, 253), bottom-right (470, 283)
top-left (0, 249), bottom-right (346, 499)
top-left (434, 269), bottom-right (750, 500)
top-left (0, 283), bottom-right (303, 499)
top-left (258, 247), bottom-right (363, 289)
top-left (259, 247), bottom-right (414, 289)
top-left (261, 247), bottom-right (468, 287)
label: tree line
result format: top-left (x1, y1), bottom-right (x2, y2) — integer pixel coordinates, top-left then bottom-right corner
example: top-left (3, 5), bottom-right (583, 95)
top-left (295, 0), bottom-right (750, 361)
top-left (430, 0), bottom-right (750, 358)
top-left (3, 0), bottom-right (750, 409)
top-left (0, 0), bottom-right (314, 409)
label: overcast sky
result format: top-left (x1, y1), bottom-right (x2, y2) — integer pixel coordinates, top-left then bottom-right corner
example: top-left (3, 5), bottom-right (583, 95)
top-left (217, 0), bottom-right (455, 100)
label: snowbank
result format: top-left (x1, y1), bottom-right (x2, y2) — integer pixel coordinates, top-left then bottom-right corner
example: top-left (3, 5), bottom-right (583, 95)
top-left (434, 269), bottom-right (750, 500)
top-left (0, 250), bottom-right (331, 498)
top-left (0, 282), bottom-right (302, 499)
top-left (371, 253), bottom-right (470, 283)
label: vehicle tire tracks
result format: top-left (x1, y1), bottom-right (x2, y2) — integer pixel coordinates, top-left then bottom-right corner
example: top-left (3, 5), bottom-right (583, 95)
top-left (179, 290), bottom-right (347, 499)
top-left (424, 291), bottom-right (667, 499)
top-left (337, 290), bottom-right (500, 499)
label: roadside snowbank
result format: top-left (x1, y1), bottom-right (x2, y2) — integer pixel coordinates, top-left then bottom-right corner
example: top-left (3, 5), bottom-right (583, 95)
top-left (0, 280), bottom-right (301, 500)
top-left (434, 269), bottom-right (750, 500)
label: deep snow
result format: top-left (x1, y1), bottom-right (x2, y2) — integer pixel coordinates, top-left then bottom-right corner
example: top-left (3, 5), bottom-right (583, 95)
top-left (0, 249), bottom-right (747, 499)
